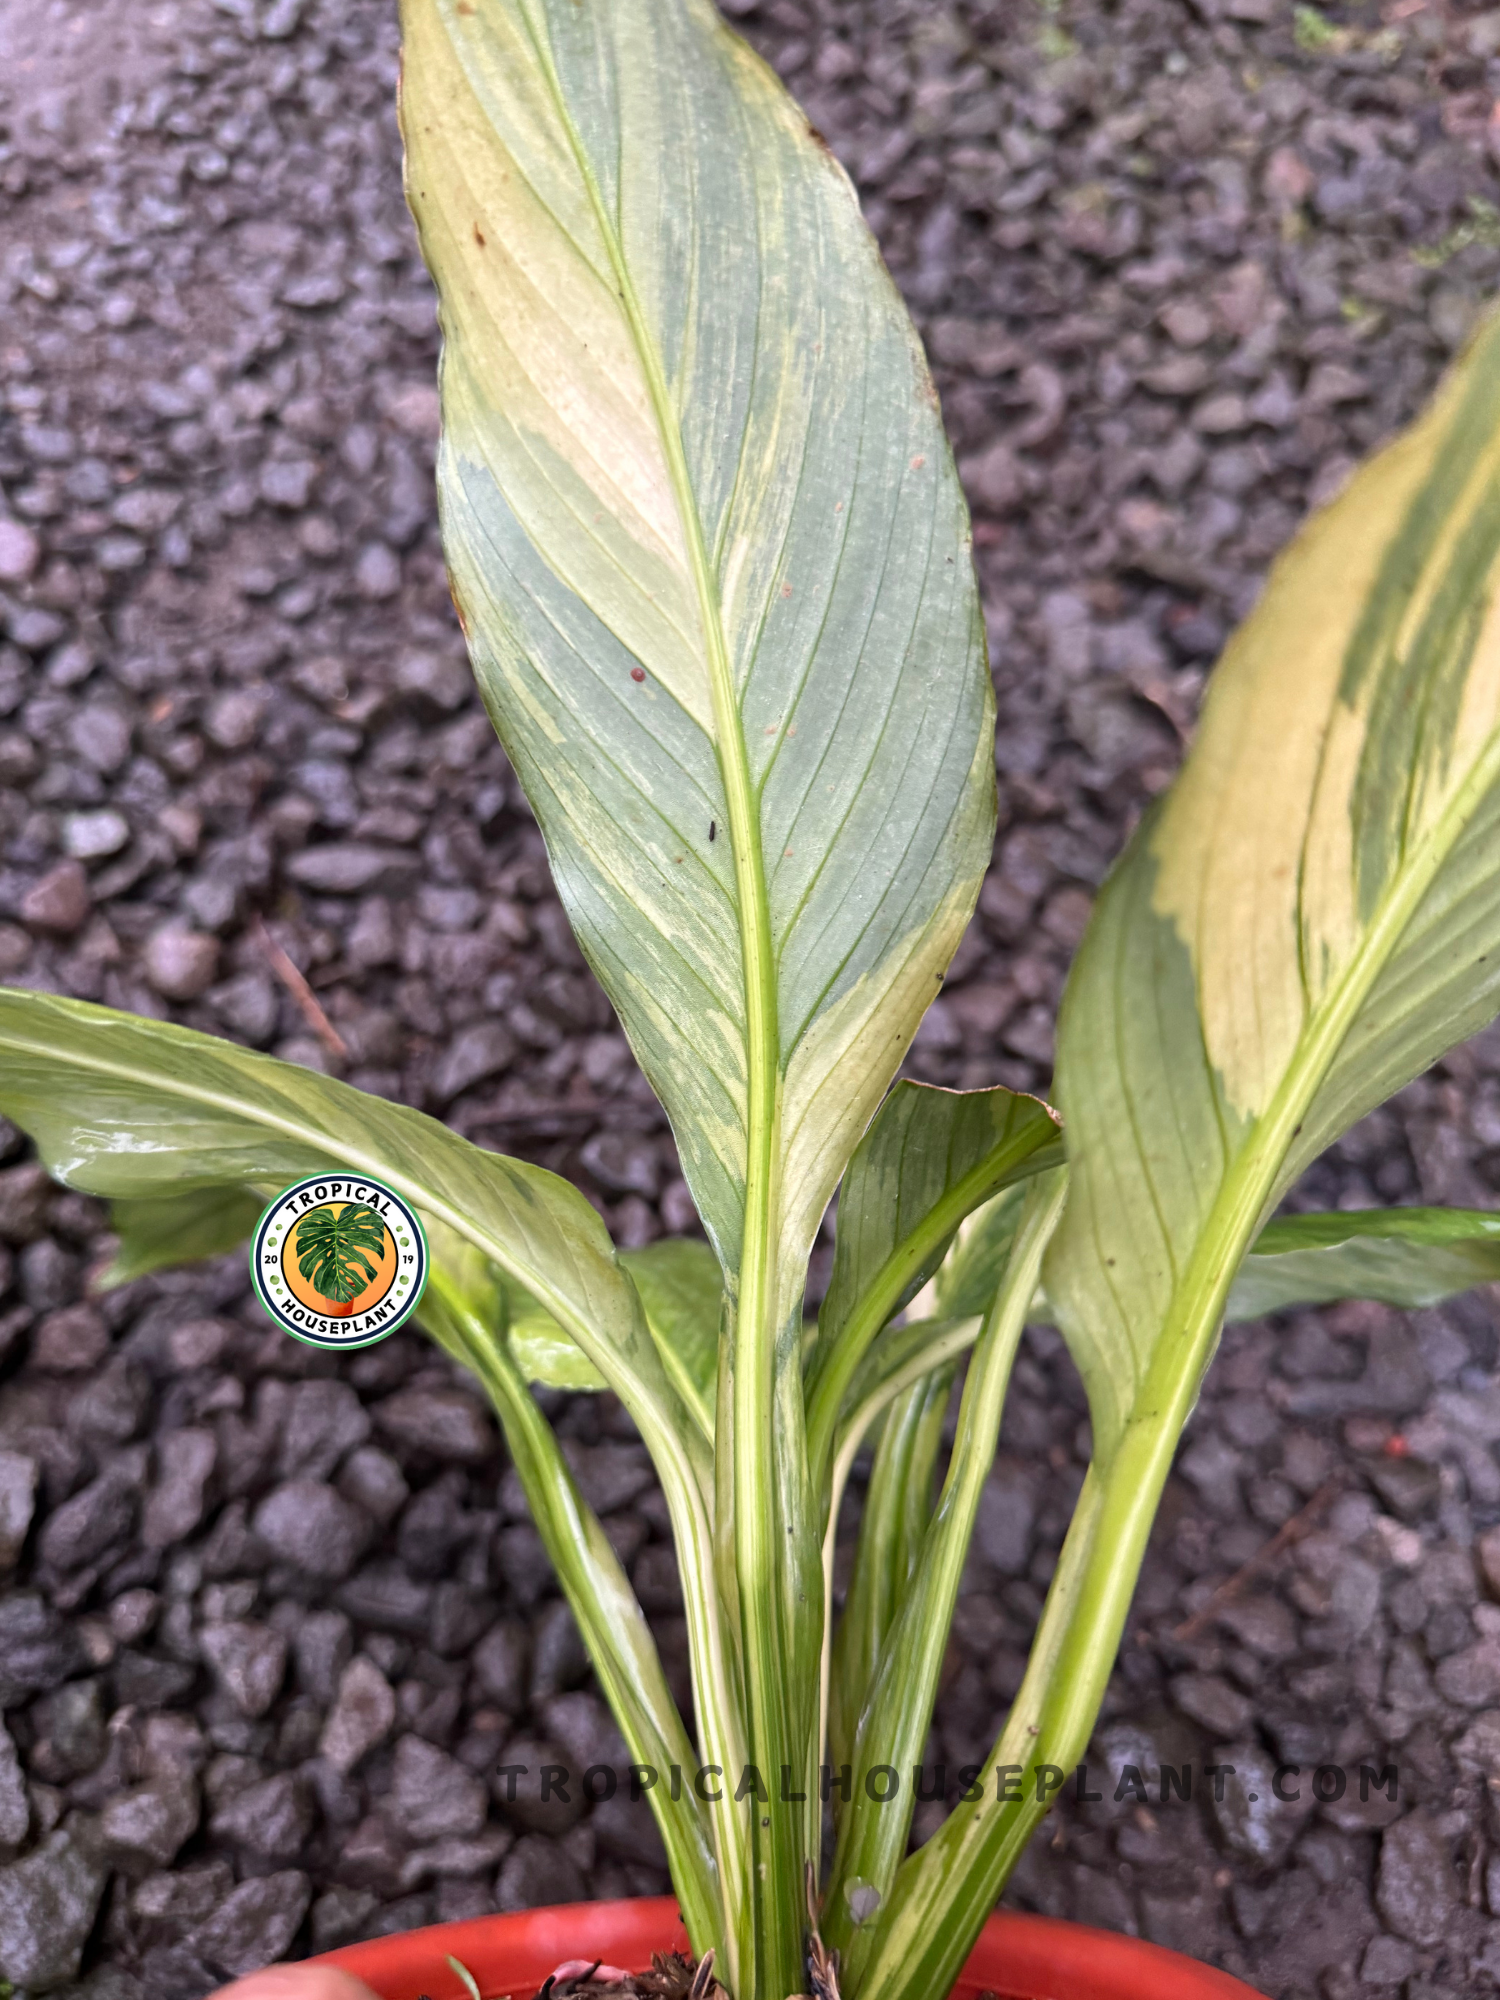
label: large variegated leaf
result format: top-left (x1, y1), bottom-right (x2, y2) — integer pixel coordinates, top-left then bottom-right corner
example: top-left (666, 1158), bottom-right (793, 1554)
top-left (1046, 312), bottom-right (1500, 1461)
top-left (399, 0), bottom-right (993, 1315)
top-left (1228, 1206), bottom-right (1500, 1318)
top-left (863, 318), bottom-right (1500, 2000)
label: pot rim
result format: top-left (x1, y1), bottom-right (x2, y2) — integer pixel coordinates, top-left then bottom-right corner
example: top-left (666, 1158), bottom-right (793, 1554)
top-left (314, 1894), bottom-right (1263, 2000)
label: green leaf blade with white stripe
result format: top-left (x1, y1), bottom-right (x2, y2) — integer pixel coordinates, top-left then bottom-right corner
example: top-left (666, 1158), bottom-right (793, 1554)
top-left (1229, 1206), bottom-right (1500, 1319)
top-left (399, 0), bottom-right (995, 1307)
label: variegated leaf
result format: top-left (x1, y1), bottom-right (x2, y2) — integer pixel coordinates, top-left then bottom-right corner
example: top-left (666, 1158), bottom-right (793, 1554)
top-left (0, 989), bottom-right (687, 1457)
top-left (1046, 313), bottom-right (1500, 1459)
top-left (399, 0), bottom-right (993, 1316)
top-left (1229, 1205), bottom-right (1500, 1318)
top-left (860, 319), bottom-right (1500, 2000)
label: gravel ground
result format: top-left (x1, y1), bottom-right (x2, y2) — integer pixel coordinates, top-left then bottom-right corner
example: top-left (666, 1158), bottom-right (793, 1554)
top-left (4, 0), bottom-right (1500, 1995)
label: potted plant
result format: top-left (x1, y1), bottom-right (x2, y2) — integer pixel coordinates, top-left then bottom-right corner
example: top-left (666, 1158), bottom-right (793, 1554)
top-left (2, 1), bottom-right (1500, 1996)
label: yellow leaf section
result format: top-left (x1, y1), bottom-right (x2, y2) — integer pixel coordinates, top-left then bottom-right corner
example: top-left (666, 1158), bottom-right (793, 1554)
top-left (400, 0), bottom-right (711, 730)
top-left (1148, 334), bottom-right (1500, 1120)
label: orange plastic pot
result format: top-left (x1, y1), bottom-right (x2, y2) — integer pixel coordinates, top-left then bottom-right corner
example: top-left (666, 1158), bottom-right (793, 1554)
top-left (315, 1895), bottom-right (1262, 2000)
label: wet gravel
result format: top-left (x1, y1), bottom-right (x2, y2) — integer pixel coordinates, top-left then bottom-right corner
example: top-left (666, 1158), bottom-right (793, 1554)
top-left (5, 0), bottom-right (1500, 1994)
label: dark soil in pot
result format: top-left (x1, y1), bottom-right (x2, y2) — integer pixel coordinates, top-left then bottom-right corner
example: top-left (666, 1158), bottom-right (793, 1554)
top-left (1, 0), bottom-right (1500, 1996)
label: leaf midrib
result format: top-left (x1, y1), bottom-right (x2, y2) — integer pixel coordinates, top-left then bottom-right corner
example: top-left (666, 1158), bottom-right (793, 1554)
top-left (510, 1), bottom-right (780, 1286)
top-left (502, 10), bottom-right (796, 1976)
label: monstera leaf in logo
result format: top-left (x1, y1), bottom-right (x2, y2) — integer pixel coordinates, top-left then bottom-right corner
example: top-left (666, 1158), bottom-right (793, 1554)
top-left (294, 1202), bottom-right (387, 1316)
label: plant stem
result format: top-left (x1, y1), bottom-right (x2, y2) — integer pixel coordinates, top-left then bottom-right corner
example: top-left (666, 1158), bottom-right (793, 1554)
top-left (825, 1172), bottom-right (1066, 1991)
top-left (816, 1316), bottom-right (981, 1773)
top-left (420, 1269), bottom-right (724, 1955)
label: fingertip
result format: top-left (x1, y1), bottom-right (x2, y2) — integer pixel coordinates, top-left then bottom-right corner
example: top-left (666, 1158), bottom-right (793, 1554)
top-left (212, 1967), bottom-right (383, 2000)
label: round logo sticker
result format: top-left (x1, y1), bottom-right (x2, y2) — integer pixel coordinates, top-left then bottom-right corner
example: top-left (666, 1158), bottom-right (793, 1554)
top-left (251, 1174), bottom-right (427, 1349)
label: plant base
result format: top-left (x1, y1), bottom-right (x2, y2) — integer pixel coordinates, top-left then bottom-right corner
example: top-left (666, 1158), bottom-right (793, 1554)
top-left (313, 1894), bottom-right (1262, 2000)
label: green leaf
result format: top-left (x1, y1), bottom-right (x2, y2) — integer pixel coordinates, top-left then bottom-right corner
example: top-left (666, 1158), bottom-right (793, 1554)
top-left (399, 0), bottom-right (995, 1322)
top-left (505, 1280), bottom-right (609, 1392)
top-left (0, 987), bottom-right (684, 1424)
top-left (806, 1082), bottom-right (1059, 1485)
top-left (623, 1238), bottom-right (723, 1440)
top-left (1046, 312), bottom-right (1500, 1463)
top-left (0, 989), bottom-right (749, 1976)
top-left (502, 1239), bottom-right (722, 1415)
top-left (1229, 1205), bottom-right (1500, 1317)
top-left (98, 1185), bottom-right (265, 1288)
top-left (294, 1202), bottom-right (388, 1305)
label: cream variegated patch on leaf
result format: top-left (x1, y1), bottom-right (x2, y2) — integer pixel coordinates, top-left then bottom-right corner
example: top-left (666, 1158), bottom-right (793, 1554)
top-left (399, 0), bottom-right (993, 1314)
top-left (1045, 313), bottom-right (1500, 1458)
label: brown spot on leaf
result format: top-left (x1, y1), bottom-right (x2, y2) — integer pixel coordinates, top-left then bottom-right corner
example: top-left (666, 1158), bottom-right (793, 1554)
top-left (474, 223), bottom-right (486, 247)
